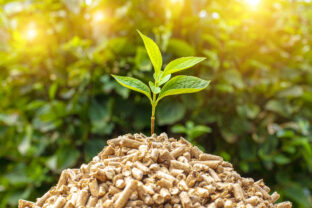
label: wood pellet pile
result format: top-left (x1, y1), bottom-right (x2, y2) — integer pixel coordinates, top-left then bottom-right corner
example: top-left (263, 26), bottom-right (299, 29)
top-left (19, 133), bottom-right (292, 208)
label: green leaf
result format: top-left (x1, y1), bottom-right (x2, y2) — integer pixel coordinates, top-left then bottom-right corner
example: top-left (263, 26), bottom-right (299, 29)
top-left (57, 146), bottom-right (80, 170)
top-left (273, 154), bottom-right (291, 165)
top-left (277, 86), bottom-right (303, 98)
top-left (112, 75), bottom-right (151, 101)
top-left (149, 81), bottom-right (160, 94)
top-left (32, 102), bottom-right (66, 132)
top-left (163, 57), bottom-right (206, 76)
top-left (89, 99), bottom-right (114, 135)
top-left (157, 100), bottom-right (186, 125)
top-left (137, 30), bottom-right (162, 79)
top-left (171, 124), bottom-right (186, 133)
top-left (154, 71), bottom-right (171, 85)
top-left (84, 139), bottom-right (106, 162)
top-left (49, 83), bottom-right (58, 100)
top-left (4, 164), bottom-right (31, 185)
top-left (283, 184), bottom-right (311, 207)
top-left (159, 74), bottom-right (171, 86)
top-left (192, 125), bottom-right (212, 134)
top-left (154, 71), bottom-right (164, 82)
top-left (158, 75), bottom-right (210, 101)
top-left (167, 38), bottom-right (195, 56)
top-left (265, 99), bottom-right (290, 117)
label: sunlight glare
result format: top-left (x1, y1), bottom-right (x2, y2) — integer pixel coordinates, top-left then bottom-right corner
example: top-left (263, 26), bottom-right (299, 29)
top-left (25, 25), bottom-right (37, 41)
top-left (85, 0), bottom-right (93, 5)
top-left (212, 12), bottom-right (220, 19)
top-left (199, 10), bottom-right (207, 18)
top-left (245, 0), bottom-right (261, 8)
top-left (93, 11), bottom-right (105, 22)
top-left (170, 0), bottom-right (183, 4)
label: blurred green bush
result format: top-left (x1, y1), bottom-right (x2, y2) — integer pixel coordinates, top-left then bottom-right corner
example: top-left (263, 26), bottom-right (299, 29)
top-left (0, 0), bottom-right (311, 207)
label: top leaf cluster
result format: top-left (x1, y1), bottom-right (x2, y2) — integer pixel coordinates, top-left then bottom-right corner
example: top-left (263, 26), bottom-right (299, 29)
top-left (112, 30), bottom-right (210, 106)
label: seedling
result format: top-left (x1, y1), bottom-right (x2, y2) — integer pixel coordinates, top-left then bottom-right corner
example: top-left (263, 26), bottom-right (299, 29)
top-left (112, 31), bottom-right (210, 135)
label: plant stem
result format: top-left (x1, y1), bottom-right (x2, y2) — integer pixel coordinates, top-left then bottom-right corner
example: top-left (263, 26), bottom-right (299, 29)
top-left (151, 93), bottom-right (156, 135)
top-left (151, 114), bottom-right (155, 135)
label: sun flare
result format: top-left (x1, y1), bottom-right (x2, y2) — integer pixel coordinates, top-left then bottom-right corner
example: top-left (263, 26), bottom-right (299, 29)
top-left (245, 0), bottom-right (261, 7)
top-left (92, 11), bottom-right (105, 22)
top-left (170, 0), bottom-right (184, 4)
top-left (25, 27), bottom-right (37, 41)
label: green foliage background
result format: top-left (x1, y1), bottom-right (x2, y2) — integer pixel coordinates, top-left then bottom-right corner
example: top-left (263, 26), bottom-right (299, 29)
top-left (0, 0), bottom-right (312, 207)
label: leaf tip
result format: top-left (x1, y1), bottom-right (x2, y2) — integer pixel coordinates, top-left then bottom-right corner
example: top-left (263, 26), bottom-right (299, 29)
top-left (137, 29), bottom-right (144, 38)
top-left (204, 80), bottom-right (211, 88)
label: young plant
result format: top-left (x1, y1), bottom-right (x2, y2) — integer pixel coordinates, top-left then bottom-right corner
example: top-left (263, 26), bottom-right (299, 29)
top-left (112, 31), bottom-right (210, 135)
top-left (172, 121), bottom-right (211, 142)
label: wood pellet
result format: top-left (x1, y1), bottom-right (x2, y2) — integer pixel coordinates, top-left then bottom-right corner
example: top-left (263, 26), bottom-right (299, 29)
top-left (19, 133), bottom-right (292, 208)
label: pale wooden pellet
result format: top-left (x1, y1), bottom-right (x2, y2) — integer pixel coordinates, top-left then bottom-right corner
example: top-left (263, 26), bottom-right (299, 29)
top-left (255, 184), bottom-right (271, 200)
top-left (191, 160), bottom-right (220, 169)
top-left (276, 202), bottom-right (292, 208)
top-left (160, 188), bottom-right (171, 200)
top-left (271, 191), bottom-right (280, 203)
top-left (153, 193), bottom-right (165, 204)
top-left (190, 146), bottom-right (202, 159)
top-left (126, 200), bottom-right (144, 207)
top-left (233, 184), bottom-right (244, 201)
top-left (143, 194), bottom-right (153, 205)
top-left (36, 191), bottom-right (51, 206)
top-left (114, 180), bottom-right (138, 208)
top-left (224, 199), bottom-right (233, 208)
top-left (179, 191), bottom-right (191, 208)
top-left (132, 167), bottom-right (143, 180)
top-left (156, 171), bottom-right (176, 182)
top-left (159, 149), bottom-right (175, 162)
top-left (19, 133), bottom-right (292, 208)
top-left (157, 178), bottom-right (173, 188)
top-left (178, 180), bottom-right (189, 191)
top-left (171, 146), bottom-right (187, 158)
top-left (134, 161), bottom-right (149, 173)
top-left (76, 189), bottom-right (89, 207)
top-left (208, 168), bottom-right (221, 182)
top-left (86, 196), bottom-right (98, 207)
top-left (115, 179), bottom-right (125, 189)
top-left (54, 196), bottom-right (66, 208)
top-left (89, 178), bottom-right (99, 197)
top-left (92, 169), bottom-right (107, 182)
top-left (207, 202), bottom-right (217, 208)
top-left (199, 153), bottom-right (223, 161)
top-left (195, 187), bottom-right (209, 197)
top-left (170, 168), bottom-right (184, 177)
top-left (57, 170), bottom-right (69, 187)
top-left (170, 160), bottom-right (191, 172)
top-left (18, 200), bottom-right (34, 208)
top-left (215, 198), bottom-right (224, 207)
top-left (107, 137), bottom-right (144, 149)
top-left (245, 196), bottom-right (260, 206)
top-left (99, 145), bottom-right (114, 159)
top-left (103, 199), bottom-right (113, 208)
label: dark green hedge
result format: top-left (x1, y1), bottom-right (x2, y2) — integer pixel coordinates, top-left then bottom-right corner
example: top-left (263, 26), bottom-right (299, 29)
top-left (0, 0), bottom-right (311, 207)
